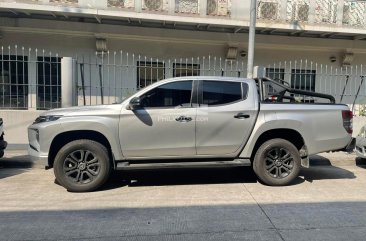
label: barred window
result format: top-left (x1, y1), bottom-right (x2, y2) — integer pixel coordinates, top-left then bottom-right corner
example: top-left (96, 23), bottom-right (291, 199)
top-left (173, 63), bottom-right (200, 77)
top-left (291, 69), bottom-right (316, 92)
top-left (0, 55), bottom-right (28, 109)
top-left (137, 61), bottom-right (165, 89)
top-left (37, 57), bottom-right (61, 110)
top-left (266, 68), bottom-right (285, 80)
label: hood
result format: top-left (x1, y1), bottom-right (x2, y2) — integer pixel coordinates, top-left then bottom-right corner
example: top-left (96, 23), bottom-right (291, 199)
top-left (42, 104), bottom-right (122, 117)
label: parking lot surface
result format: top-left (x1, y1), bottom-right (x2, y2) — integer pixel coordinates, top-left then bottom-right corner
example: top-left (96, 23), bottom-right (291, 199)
top-left (1, 151), bottom-right (366, 241)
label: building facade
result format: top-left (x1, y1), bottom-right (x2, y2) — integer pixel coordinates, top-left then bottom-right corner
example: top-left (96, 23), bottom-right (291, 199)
top-left (0, 0), bottom-right (366, 146)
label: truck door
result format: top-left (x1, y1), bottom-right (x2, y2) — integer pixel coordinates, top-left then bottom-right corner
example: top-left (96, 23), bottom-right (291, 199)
top-left (119, 80), bottom-right (197, 158)
top-left (196, 80), bottom-right (257, 156)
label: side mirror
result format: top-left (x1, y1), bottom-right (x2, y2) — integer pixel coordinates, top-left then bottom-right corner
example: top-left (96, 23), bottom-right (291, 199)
top-left (127, 97), bottom-right (142, 110)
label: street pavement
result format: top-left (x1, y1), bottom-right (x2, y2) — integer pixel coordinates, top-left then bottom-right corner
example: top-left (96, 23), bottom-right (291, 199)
top-left (0, 151), bottom-right (366, 241)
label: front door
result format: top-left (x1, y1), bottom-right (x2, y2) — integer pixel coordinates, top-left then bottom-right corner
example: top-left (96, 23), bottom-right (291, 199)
top-left (119, 80), bottom-right (196, 158)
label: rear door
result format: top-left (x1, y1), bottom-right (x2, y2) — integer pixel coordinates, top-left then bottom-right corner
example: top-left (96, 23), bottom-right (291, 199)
top-left (196, 80), bottom-right (257, 156)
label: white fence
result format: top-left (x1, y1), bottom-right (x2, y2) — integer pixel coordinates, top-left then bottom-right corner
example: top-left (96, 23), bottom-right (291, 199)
top-left (1, 45), bottom-right (366, 114)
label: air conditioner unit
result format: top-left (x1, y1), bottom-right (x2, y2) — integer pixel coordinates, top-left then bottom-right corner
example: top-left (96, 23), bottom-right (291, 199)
top-left (259, 2), bottom-right (278, 20)
top-left (207, 0), bottom-right (229, 16)
top-left (144, 0), bottom-right (163, 11)
top-left (296, 3), bottom-right (309, 22)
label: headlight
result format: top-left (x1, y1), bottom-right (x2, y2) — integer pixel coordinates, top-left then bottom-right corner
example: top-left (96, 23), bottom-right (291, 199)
top-left (33, 115), bottom-right (62, 124)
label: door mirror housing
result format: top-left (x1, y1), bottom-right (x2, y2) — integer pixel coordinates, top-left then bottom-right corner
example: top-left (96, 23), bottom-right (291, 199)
top-left (127, 97), bottom-right (142, 110)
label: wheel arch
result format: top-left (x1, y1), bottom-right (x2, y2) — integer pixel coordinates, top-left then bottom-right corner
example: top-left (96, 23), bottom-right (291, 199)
top-left (48, 130), bottom-right (115, 168)
top-left (248, 128), bottom-right (307, 160)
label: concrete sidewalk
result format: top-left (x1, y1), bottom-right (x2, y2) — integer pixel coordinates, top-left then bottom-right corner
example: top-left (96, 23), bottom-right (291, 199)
top-left (0, 161), bottom-right (366, 241)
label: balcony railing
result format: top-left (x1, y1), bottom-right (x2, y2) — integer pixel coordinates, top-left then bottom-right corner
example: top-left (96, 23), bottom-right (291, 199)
top-left (257, 0), bottom-right (366, 28)
top-left (108, 0), bottom-right (135, 9)
top-left (1, 0), bottom-right (366, 29)
top-left (175, 0), bottom-right (199, 14)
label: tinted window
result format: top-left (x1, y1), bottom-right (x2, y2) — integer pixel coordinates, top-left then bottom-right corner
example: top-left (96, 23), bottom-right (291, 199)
top-left (203, 81), bottom-right (243, 106)
top-left (140, 81), bottom-right (192, 108)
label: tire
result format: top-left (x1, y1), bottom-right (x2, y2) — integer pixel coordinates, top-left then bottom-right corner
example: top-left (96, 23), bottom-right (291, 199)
top-left (0, 150), bottom-right (3, 158)
top-left (253, 138), bottom-right (301, 186)
top-left (54, 139), bottom-right (111, 192)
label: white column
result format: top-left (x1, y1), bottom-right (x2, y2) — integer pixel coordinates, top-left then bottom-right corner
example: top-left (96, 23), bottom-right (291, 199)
top-left (308, 0), bottom-right (316, 24)
top-left (280, 0), bottom-right (288, 22)
top-left (169, 0), bottom-right (175, 14)
top-left (337, 0), bottom-right (345, 26)
top-left (135, 0), bottom-right (142, 12)
top-left (27, 53), bottom-right (37, 110)
top-left (200, 0), bottom-right (207, 17)
top-left (61, 57), bottom-right (77, 107)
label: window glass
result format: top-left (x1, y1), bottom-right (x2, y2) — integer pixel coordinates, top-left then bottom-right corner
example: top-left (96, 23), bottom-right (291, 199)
top-left (141, 80), bottom-right (192, 108)
top-left (203, 81), bottom-right (242, 106)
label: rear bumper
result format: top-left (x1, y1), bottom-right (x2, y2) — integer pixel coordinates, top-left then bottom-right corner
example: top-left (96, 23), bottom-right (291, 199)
top-left (342, 138), bottom-right (356, 153)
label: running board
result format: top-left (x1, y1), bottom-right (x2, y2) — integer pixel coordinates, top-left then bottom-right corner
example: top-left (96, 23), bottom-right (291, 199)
top-left (115, 159), bottom-right (251, 170)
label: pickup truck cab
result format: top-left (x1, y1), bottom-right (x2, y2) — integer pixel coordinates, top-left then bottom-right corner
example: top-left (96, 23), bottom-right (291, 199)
top-left (28, 77), bottom-right (354, 192)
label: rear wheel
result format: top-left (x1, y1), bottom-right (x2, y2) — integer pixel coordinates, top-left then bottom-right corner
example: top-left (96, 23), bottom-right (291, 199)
top-left (253, 138), bottom-right (301, 186)
top-left (54, 140), bottom-right (111, 192)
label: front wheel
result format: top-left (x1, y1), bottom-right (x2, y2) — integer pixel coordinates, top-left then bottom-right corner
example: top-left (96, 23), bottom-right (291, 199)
top-left (253, 138), bottom-right (301, 186)
top-left (54, 140), bottom-right (111, 192)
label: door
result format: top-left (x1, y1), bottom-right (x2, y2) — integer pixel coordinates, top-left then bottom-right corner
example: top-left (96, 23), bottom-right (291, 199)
top-left (196, 80), bottom-right (257, 156)
top-left (119, 80), bottom-right (197, 158)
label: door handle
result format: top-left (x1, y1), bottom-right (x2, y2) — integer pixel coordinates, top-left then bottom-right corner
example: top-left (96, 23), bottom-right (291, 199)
top-left (234, 113), bottom-right (250, 119)
top-left (175, 116), bottom-right (192, 122)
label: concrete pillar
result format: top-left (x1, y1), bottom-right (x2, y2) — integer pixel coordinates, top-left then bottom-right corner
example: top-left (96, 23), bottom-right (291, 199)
top-left (135, 0), bottom-right (142, 12)
top-left (169, 0), bottom-right (175, 14)
top-left (200, 0), bottom-right (207, 17)
top-left (27, 52), bottom-right (37, 110)
top-left (61, 57), bottom-right (77, 108)
top-left (337, 0), bottom-right (345, 26)
top-left (280, 0), bottom-right (288, 22)
top-left (308, 0), bottom-right (316, 24)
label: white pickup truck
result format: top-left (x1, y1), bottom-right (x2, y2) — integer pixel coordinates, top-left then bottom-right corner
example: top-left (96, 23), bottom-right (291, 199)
top-left (28, 77), bottom-right (355, 192)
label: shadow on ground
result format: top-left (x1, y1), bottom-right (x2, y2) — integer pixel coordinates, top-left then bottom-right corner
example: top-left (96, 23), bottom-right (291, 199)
top-left (101, 167), bottom-right (258, 191)
top-left (296, 155), bottom-right (357, 183)
top-left (101, 157), bottom-right (356, 191)
top-left (0, 155), bottom-right (32, 179)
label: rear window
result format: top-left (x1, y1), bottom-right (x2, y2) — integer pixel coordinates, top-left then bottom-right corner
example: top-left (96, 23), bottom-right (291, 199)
top-left (202, 81), bottom-right (246, 106)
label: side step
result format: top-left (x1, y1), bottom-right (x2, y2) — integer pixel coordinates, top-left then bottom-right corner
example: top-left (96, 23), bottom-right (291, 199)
top-left (115, 159), bottom-right (251, 170)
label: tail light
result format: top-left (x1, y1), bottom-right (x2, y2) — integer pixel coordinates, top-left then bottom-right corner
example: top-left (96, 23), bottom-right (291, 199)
top-left (342, 110), bottom-right (353, 134)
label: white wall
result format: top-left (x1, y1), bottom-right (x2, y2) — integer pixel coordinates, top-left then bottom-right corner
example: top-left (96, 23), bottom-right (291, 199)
top-left (1, 110), bottom-right (43, 148)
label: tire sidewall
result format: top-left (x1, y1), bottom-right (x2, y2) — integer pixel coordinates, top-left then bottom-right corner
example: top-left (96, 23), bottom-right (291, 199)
top-left (254, 138), bottom-right (301, 186)
top-left (54, 140), bottom-right (111, 192)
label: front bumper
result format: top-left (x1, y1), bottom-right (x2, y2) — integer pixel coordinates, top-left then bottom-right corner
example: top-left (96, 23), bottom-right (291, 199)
top-left (355, 137), bottom-right (366, 158)
top-left (28, 127), bottom-right (50, 169)
top-left (28, 146), bottom-right (49, 168)
top-left (0, 139), bottom-right (7, 151)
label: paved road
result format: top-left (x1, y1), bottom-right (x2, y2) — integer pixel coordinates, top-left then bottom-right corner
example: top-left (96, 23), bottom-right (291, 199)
top-left (1, 152), bottom-right (366, 241)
